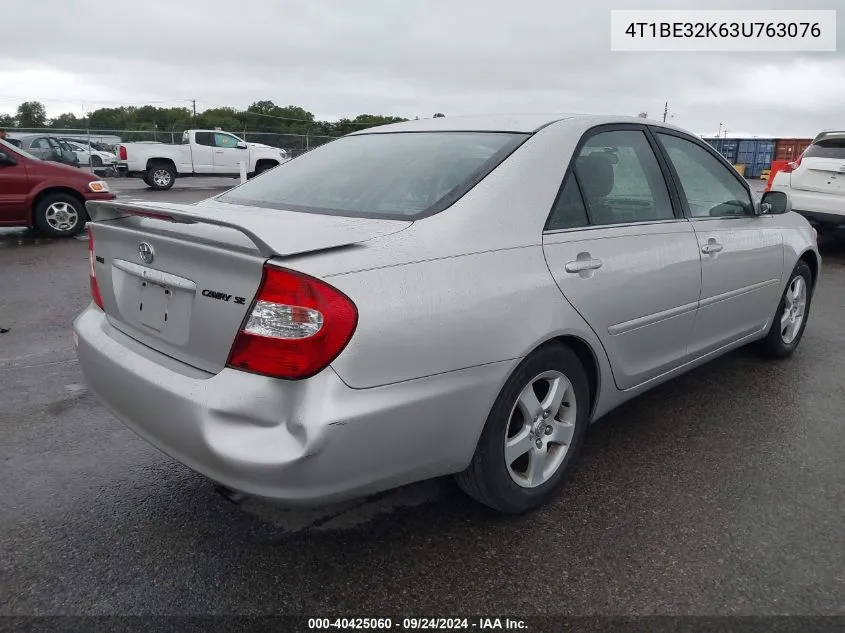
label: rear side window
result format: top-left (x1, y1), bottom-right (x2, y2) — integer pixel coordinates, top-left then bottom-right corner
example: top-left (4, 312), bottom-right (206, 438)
top-left (194, 132), bottom-right (214, 146)
top-left (573, 130), bottom-right (674, 225)
top-left (804, 137), bottom-right (845, 159)
top-left (547, 176), bottom-right (589, 230)
top-left (219, 131), bottom-right (527, 220)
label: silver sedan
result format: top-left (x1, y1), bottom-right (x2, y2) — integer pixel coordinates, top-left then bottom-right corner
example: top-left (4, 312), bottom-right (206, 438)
top-left (73, 114), bottom-right (819, 513)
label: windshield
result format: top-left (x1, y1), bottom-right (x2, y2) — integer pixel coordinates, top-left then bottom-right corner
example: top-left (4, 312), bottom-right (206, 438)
top-left (218, 131), bottom-right (528, 220)
top-left (0, 138), bottom-right (40, 161)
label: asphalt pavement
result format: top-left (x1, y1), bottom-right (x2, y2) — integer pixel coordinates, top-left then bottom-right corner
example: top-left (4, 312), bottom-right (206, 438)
top-left (1, 179), bottom-right (843, 617)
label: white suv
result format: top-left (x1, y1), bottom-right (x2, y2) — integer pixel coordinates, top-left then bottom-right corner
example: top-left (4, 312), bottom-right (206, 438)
top-left (770, 131), bottom-right (845, 236)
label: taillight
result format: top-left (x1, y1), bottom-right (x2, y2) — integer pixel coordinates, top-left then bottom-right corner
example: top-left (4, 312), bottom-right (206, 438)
top-left (227, 265), bottom-right (358, 380)
top-left (118, 145), bottom-right (127, 161)
top-left (783, 153), bottom-right (803, 173)
top-left (88, 227), bottom-right (104, 310)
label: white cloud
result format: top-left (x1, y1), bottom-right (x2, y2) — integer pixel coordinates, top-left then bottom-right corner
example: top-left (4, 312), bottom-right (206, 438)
top-left (2, 0), bottom-right (843, 136)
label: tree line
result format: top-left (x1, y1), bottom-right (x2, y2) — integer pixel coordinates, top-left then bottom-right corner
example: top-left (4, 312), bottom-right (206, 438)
top-left (1, 100), bottom-right (446, 140)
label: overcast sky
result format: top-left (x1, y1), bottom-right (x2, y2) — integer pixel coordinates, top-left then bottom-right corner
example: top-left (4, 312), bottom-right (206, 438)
top-left (2, 0), bottom-right (842, 137)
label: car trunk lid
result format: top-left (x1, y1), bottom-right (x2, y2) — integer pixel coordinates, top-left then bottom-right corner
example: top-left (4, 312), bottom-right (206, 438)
top-left (86, 199), bottom-right (410, 373)
top-left (791, 136), bottom-right (845, 196)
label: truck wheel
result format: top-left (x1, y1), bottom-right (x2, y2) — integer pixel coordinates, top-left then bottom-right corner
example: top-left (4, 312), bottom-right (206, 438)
top-left (147, 164), bottom-right (175, 190)
top-left (34, 193), bottom-right (88, 238)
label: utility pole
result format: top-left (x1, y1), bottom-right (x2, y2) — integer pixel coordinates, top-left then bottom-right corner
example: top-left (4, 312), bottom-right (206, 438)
top-left (663, 101), bottom-right (669, 123)
top-left (718, 122), bottom-right (723, 137)
top-left (191, 99), bottom-right (197, 120)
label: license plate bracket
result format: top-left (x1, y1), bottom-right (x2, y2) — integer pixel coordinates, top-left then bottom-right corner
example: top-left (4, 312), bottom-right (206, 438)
top-left (138, 280), bottom-right (171, 332)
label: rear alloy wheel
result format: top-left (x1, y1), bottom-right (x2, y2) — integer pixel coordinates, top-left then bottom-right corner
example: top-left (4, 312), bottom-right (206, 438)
top-left (34, 194), bottom-right (87, 237)
top-left (757, 260), bottom-right (813, 358)
top-left (147, 164), bottom-right (175, 190)
top-left (456, 344), bottom-right (589, 513)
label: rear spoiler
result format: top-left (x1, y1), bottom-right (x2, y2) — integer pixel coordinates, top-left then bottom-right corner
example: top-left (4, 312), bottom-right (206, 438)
top-left (87, 199), bottom-right (286, 258)
top-left (85, 199), bottom-right (411, 260)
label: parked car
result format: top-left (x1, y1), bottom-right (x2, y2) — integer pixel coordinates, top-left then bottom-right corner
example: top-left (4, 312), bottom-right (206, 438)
top-left (114, 129), bottom-right (289, 190)
top-left (60, 140), bottom-right (117, 168)
top-left (0, 139), bottom-right (114, 236)
top-left (770, 130), bottom-right (845, 236)
top-left (11, 134), bottom-right (80, 167)
top-left (74, 115), bottom-right (819, 514)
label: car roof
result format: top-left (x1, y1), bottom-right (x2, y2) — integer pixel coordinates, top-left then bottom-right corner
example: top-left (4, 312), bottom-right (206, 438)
top-left (349, 113), bottom-right (692, 135)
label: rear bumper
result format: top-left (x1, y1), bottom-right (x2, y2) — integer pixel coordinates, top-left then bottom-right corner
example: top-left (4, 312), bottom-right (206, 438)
top-left (770, 180), bottom-right (845, 228)
top-left (72, 305), bottom-right (507, 505)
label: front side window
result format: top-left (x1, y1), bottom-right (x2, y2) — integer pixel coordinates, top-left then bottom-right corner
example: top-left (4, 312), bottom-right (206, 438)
top-left (219, 131), bottom-right (527, 220)
top-left (214, 133), bottom-right (241, 148)
top-left (574, 130), bottom-right (674, 225)
top-left (657, 133), bottom-right (753, 218)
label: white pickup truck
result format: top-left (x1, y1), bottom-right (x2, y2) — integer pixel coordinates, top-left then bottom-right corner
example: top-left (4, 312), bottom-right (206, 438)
top-left (115, 129), bottom-right (289, 190)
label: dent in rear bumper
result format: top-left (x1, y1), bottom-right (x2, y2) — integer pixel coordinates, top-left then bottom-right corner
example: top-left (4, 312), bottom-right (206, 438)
top-left (72, 305), bottom-right (510, 505)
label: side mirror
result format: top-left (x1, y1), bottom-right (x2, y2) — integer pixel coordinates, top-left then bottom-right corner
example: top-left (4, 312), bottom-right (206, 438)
top-left (759, 190), bottom-right (792, 216)
top-left (0, 151), bottom-right (17, 166)
top-left (236, 141), bottom-right (248, 149)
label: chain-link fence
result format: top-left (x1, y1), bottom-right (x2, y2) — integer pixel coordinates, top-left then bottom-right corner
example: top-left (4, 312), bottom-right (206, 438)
top-left (5, 127), bottom-right (336, 157)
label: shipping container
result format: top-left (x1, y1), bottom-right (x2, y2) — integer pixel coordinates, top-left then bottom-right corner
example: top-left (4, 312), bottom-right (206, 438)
top-left (774, 138), bottom-right (812, 163)
top-left (736, 139), bottom-right (775, 179)
top-left (702, 137), bottom-right (739, 164)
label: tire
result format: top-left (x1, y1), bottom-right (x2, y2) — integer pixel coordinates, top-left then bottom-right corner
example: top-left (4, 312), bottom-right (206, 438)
top-left (456, 343), bottom-right (590, 514)
top-left (33, 193), bottom-right (88, 237)
top-left (146, 163), bottom-right (176, 190)
top-left (756, 260), bottom-right (813, 358)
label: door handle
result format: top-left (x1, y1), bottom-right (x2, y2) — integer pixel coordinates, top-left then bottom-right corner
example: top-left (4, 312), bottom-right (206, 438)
top-left (565, 258), bottom-right (603, 273)
top-left (701, 241), bottom-right (723, 254)
top-left (214, 150), bottom-right (224, 154)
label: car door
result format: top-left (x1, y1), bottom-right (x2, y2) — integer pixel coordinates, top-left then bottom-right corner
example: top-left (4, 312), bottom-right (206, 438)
top-left (190, 132), bottom-right (215, 173)
top-left (68, 142), bottom-right (90, 165)
top-left (0, 145), bottom-right (30, 224)
top-left (543, 126), bottom-right (702, 391)
top-left (212, 132), bottom-right (248, 175)
top-left (26, 137), bottom-right (52, 160)
top-left (654, 131), bottom-right (784, 356)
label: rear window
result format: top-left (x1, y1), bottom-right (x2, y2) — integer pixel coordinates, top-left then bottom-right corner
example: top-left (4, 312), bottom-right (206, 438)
top-left (218, 131), bottom-right (528, 220)
top-left (805, 137), bottom-right (845, 159)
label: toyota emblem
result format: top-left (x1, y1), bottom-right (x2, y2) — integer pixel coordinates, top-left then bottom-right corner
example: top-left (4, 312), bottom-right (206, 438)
top-left (138, 242), bottom-right (155, 264)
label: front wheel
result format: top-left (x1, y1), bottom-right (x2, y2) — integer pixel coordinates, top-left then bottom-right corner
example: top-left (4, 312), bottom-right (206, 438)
top-left (456, 343), bottom-right (590, 514)
top-left (756, 260), bottom-right (813, 358)
top-left (33, 194), bottom-right (88, 237)
top-left (146, 164), bottom-right (175, 190)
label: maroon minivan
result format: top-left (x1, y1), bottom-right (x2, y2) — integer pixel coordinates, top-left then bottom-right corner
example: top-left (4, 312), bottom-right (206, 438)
top-left (0, 139), bottom-right (115, 237)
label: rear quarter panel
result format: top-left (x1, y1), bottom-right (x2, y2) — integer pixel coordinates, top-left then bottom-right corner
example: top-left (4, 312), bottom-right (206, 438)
top-left (326, 244), bottom-right (609, 392)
